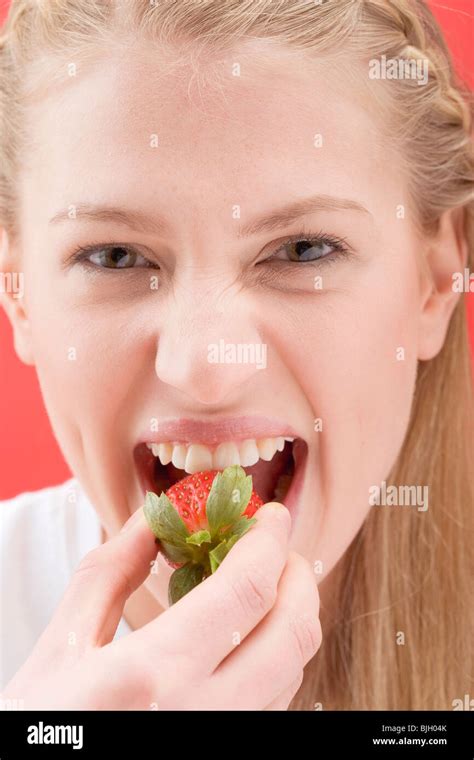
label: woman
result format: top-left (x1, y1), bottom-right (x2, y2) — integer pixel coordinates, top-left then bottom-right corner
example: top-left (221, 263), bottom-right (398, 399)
top-left (0, 0), bottom-right (472, 710)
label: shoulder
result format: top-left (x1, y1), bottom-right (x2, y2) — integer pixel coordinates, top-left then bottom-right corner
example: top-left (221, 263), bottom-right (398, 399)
top-left (0, 478), bottom-right (100, 561)
top-left (0, 478), bottom-right (102, 690)
top-left (0, 478), bottom-right (82, 519)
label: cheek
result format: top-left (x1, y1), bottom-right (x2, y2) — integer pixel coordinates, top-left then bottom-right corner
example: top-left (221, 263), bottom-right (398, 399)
top-left (320, 299), bottom-right (418, 485)
top-left (26, 286), bottom-right (149, 464)
top-left (270, 254), bottom-right (422, 569)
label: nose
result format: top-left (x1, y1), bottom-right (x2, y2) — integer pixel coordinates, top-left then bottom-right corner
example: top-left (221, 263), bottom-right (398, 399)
top-left (154, 288), bottom-right (266, 405)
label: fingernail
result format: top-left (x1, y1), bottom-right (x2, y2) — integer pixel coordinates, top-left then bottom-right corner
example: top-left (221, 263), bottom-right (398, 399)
top-left (120, 508), bottom-right (145, 533)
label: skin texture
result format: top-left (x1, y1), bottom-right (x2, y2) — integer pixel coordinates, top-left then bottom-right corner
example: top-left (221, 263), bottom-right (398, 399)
top-left (0, 40), bottom-right (465, 698)
top-left (3, 502), bottom-right (321, 709)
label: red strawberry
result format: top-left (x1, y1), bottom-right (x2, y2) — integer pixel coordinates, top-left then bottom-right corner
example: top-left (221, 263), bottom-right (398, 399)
top-left (165, 469), bottom-right (263, 535)
top-left (143, 465), bottom-right (263, 605)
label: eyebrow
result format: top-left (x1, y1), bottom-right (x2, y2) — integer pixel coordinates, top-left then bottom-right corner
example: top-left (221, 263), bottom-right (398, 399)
top-left (49, 194), bottom-right (370, 237)
top-left (49, 204), bottom-right (171, 236)
top-left (238, 194), bottom-right (371, 237)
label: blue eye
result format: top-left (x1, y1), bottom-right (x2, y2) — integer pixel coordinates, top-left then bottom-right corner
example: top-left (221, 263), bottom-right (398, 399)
top-left (72, 244), bottom-right (153, 269)
top-left (268, 233), bottom-right (349, 264)
top-left (85, 245), bottom-right (151, 269)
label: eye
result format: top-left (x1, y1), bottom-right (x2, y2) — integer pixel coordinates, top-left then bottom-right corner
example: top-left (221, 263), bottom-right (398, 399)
top-left (262, 231), bottom-right (350, 265)
top-left (71, 244), bottom-right (154, 270)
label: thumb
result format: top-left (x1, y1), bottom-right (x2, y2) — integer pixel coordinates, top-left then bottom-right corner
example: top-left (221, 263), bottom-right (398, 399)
top-left (52, 507), bottom-right (158, 648)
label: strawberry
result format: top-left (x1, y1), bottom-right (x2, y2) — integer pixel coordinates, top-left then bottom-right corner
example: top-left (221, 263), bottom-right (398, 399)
top-left (143, 465), bottom-right (263, 605)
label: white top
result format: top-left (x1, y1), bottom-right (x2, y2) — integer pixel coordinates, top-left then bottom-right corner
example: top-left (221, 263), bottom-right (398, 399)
top-left (0, 478), bottom-right (132, 691)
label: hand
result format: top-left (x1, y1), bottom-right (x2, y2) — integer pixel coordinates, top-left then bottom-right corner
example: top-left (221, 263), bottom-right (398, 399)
top-left (2, 502), bottom-right (321, 710)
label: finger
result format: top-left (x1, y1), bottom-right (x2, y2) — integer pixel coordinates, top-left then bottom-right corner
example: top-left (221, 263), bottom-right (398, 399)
top-left (49, 509), bottom-right (159, 648)
top-left (264, 673), bottom-right (304, 711)
top-left (204, 551), bottom-right (321, 709)
top-left (132, 502), bottom-right (291, 676)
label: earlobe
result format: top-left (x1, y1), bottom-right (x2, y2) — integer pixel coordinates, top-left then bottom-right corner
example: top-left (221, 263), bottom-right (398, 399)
top-left (0, 227), bottom-right (36, 366)
top-left (417, 208), bottom-right (468, 361)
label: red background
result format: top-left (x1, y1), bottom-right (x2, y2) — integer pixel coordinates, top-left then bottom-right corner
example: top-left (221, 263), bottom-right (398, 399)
top-left (0, 0), bottom-right (473, 498)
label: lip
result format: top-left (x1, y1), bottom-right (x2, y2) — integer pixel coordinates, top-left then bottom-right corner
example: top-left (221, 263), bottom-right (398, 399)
top-left (134, 416), bottom-right (308, 532)
top-left (137, 415), bottom-right (301, 447)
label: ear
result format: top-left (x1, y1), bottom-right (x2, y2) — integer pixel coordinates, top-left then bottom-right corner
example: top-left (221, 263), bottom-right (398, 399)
top-left (417, 207), bottom-right (468, 361)
top-left (0, 227), bottom-right (35, 366)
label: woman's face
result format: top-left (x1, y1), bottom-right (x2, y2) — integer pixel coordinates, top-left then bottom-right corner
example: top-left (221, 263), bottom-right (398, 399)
top-left (7, 42), bottom-right (434, 604)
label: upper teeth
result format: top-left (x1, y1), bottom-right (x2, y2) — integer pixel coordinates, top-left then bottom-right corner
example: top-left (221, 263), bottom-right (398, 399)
top-left (146, 436), bottom-right (295, 474)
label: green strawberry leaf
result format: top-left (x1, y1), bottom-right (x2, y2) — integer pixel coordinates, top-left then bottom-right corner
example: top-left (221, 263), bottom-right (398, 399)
top-left (225, 533), bottom-right (241, 552)
top-left (168, 563), bottom-right (206, 605)
top-left (206, 466), bottom-right (253, 538)
top-left (159, 538), bottom-right (195, 565)
top-left (218, 515), bottom-right (257, 542)
top-left (209, 521), bottom-right (255, 573)
top-left (209, 515), bottom-right (259, 573)
top-left (143, 491), bottom-right (190, 547)
top-left (186, 529), bottom-right (212, 546)
top-left (209, 540), bottom-right (230, 574)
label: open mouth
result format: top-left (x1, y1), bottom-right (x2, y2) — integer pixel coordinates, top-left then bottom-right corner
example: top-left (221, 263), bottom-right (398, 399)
top-left (135, 435), bottom-right (307, 510)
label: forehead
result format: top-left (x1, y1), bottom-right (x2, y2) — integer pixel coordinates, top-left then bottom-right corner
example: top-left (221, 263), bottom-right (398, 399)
top-left (19, 41), bottom-right (391, 229)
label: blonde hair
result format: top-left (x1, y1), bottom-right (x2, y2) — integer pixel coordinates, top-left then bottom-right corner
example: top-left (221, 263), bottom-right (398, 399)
top-left (1, 0), bottom-right (472, 710)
